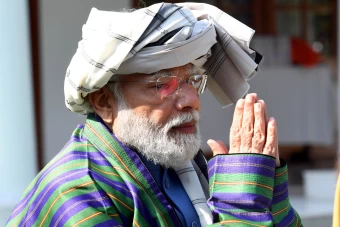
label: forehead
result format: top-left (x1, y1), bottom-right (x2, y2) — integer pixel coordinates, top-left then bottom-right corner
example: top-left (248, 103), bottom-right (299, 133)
top-left (121, 64), bottom-right (194, 81)
top-left (162, 64), bottom-right (193, 76)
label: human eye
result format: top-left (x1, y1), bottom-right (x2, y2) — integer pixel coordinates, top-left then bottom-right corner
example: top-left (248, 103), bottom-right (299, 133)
top-left (146, 81), bottom-right (158, 88)
top-left (155, 77), bottom-right (172, 88)
top-left (155, 83), bottom-right (166, 89)
top-left (148, 83), bottom-right (165, 89)
top-left (156, 77), bottom-right (179, 96)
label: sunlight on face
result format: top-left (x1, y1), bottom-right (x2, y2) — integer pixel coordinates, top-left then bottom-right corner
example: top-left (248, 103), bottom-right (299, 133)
top-left (116, 64), bottom-right (202, 128)
top-left (115, 96), bottom-right (201, 169)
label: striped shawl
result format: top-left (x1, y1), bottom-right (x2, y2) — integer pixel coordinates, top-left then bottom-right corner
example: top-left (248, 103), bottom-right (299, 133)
top-left (6, 115), bottom-right (302, 226)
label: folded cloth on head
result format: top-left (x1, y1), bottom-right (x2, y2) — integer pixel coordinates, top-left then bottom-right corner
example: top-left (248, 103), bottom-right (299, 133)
top-left (64, 2), bottom-right (262, 113)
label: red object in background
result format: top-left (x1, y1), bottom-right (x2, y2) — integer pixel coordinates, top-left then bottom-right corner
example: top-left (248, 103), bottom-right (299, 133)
top-left (291, 37), bottom-right (321, 67)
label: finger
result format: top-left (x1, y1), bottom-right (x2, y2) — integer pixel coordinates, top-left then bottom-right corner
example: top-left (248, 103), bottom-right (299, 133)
top-left (257, 100), bottom-right (268, 124)
top-left (263, 117), bottom-right (277, 158)
top-left (257, 100), bottom-right (268, 140)
top-left (240, 94), bottom-right (255, 152)
top-left (252, 103), bottom-right (266, 153)
top-left (207, 139), bottom-right (229, 156)
top-left (229, 99), bottom-right (245, 153)
top-left (274, 120), bottom-right (281, 167)
top-left (250, 93), bottom-right (258, 102)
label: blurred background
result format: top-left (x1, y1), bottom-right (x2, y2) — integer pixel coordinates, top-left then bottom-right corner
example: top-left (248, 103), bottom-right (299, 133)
top-left (1, 0), bottom-right (338, 226)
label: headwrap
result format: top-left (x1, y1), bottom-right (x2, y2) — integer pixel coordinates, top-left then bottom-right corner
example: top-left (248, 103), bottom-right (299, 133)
top-left (64, 2), bottom-right (262, 113)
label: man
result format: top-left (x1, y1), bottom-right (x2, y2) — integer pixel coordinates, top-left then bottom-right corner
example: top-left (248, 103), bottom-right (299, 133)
top-left (6, 2), bottom-right (302, 227)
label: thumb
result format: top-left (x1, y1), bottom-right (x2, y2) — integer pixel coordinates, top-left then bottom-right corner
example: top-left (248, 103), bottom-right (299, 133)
top-left (207, 139), bottom-right (229, 156)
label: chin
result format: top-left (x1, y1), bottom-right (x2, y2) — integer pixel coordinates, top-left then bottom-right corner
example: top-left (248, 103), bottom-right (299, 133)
top-left (160, 149), bottom-right (200, 169)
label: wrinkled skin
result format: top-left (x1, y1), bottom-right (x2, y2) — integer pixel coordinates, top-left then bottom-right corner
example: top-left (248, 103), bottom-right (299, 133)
top-left (207, 93), bottom-right (280, 167)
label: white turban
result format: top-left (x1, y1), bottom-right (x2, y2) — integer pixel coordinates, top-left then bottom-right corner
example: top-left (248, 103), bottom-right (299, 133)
top-left (64, 2), bottom-right (262, 113)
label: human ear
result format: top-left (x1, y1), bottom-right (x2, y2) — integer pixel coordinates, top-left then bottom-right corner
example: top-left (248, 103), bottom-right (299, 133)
top-left (88, 86), bottom-right (116, 124)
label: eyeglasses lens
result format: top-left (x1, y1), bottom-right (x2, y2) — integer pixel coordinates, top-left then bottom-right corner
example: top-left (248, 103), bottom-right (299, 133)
top-left (189, 75), bottom-right (203, 90)
top-left (156, 75), bottom-right (205, 97)
top-left (156, 77), bottom-right (180, 97)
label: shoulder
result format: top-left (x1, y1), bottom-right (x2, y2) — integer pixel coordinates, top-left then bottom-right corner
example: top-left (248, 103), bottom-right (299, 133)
top-left (5, 125), bottom-right (123, 226)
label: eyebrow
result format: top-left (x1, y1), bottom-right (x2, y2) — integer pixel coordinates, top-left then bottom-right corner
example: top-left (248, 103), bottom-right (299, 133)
top-left (147, 71), bottom-right (174, 80)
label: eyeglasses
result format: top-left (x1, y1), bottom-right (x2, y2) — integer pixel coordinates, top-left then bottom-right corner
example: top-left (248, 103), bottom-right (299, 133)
top-left (110, 74), bottom-right (208, 98)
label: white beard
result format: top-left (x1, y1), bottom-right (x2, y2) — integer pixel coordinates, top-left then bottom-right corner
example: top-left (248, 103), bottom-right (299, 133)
top-left (115, 100), bottom-right (201, 169)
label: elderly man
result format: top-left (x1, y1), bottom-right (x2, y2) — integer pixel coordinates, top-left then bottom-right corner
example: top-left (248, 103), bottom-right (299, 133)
top-left (6, 2), bottom-right (301, 227)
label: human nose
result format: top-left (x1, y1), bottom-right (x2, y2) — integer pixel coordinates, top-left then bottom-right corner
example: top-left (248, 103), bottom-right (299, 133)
top-left (175, 82), bottom-right (200, 111)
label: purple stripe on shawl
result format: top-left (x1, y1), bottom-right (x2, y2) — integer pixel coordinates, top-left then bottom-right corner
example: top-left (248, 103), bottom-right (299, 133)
top-left (89, 167), bottom-right (159, 226)
top-left (208, 155), bottom-right (276, 169)
top-left (50, 150), bottom-right (112, 168)
top-left (19, 169), bottom-right (88, 227)
top-left (93, 219), bottom-right (123, 227)
top-left (273, 181), bottom-right (288, 193)
top-left (8, 150), bottom-right (108, 219)
top-left (208, 192), bottom-right (272, 209)
top-left (49, 190), bottom-right (114, 227)
top-left (208, 155), bottom-right (276, 179)
top-left (123, 180), bottom-right (160, 227)
top-left (272, 189), bottom-right (289, 205)
top-left (209, 200), bottom-right (265, 212)
top-left (9, 150), bottom-right (82, 218)
top-left (274, 206), bottom-right (296, 227)
top-left (108, 130), bottom-right (180, 225)
top-left (210, 164), bottom-right (275, 178)
top-left (77, 124), bottom-right (85, 129)
top-left (272, 181), bottom-right (289, 205)
top-left (70, 124), bottom-right (85, 139)
top-left (212, 209), bottom-right (273, 222)
top-left (54, 198), bottom-right (112, 226)
top-left (86, 150), bottom-right (113, 166)
top-left (89, 171), bottom-right (133, 200)
top-left (208, 156), bottom-right (218, 169)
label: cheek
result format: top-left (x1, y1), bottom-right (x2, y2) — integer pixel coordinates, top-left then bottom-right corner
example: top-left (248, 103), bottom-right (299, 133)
top-left (121, 86), bottom-right (176, 125)
top-left (148, 109), bottom-right (172, 125)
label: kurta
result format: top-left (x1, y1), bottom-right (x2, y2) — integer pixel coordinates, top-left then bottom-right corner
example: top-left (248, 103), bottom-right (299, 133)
top-left (6, 114), bottom-right (302, 226)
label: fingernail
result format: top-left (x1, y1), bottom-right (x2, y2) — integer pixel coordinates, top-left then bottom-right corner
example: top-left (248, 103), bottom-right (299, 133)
top-left (246, 94), bottom-right (253, 102)
top-left (237, 99), bottom-right (244, 107)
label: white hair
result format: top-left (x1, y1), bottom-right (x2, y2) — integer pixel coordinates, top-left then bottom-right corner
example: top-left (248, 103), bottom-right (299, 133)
top-left (81, 75), bottom-right (122, 115)
top-left (115, 97), bottom-right (201, 168)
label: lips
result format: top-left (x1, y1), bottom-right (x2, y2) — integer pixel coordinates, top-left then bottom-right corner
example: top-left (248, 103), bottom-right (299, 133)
top-left (171, 121), bottom-right (197, 134)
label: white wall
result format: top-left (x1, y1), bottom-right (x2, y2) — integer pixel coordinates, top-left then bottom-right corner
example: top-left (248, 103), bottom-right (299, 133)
top-left (0, 0), bottom-right (37, 213)
top-left (40, 0), bottom-right (131, 163)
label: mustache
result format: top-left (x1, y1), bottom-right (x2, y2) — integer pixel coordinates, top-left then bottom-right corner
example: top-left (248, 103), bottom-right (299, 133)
top-left (162, 111), bottom-right (200, 133)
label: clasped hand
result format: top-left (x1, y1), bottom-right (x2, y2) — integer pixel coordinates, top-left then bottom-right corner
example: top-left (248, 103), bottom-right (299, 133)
top-left (207, 93), bottom-right (280, 167)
